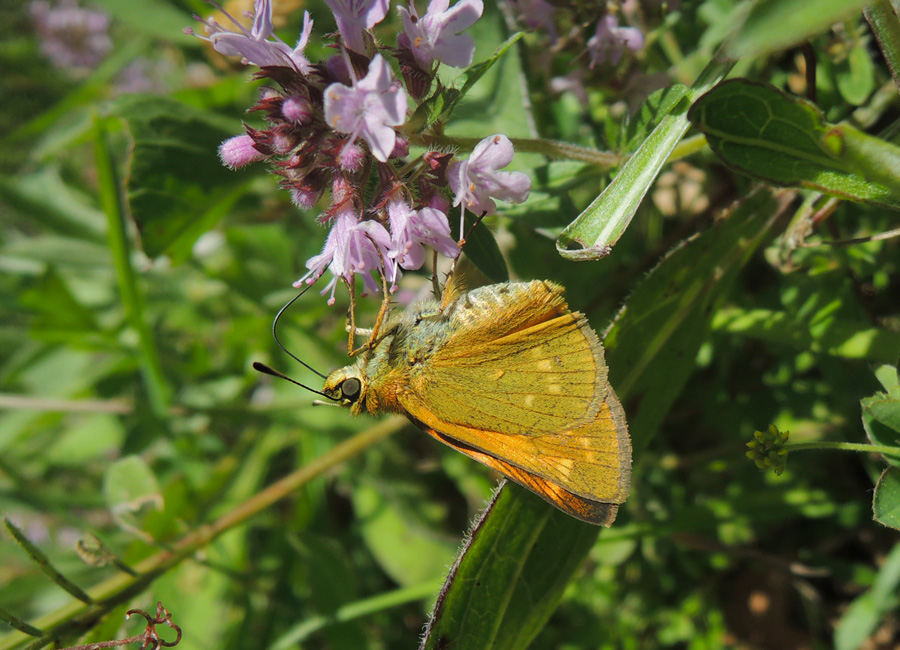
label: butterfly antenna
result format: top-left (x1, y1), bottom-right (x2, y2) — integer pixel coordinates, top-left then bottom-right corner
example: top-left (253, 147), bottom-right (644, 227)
top-left (252, 362), bottom-right (336, 401)
top-left (272, 283), bottom-right (328, 380)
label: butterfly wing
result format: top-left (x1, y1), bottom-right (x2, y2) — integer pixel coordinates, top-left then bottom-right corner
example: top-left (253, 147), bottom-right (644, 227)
top-left (397, 281), bottom-right (631, 518)
top-left (411, 391), bottom-right (628, 526)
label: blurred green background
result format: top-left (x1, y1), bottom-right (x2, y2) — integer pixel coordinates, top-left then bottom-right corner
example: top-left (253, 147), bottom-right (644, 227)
top-left (2, 0), bottom-right (900, 648)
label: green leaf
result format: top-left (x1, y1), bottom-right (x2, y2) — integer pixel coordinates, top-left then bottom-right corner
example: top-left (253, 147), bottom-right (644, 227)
top-left (865, 1), bottom-right (900, 93)
top-left (873, 468), bottom-right (900, 530)
top-left (622, 84), bottom-right (689, 151)
top-left (353, 484), bottom-right (456, 588)
top-left (556, 57), bottom-right (734, 260)
top-left (728, 0), bottom-right (868, 58)
top-left (103, 455), bottom-right (163, 536)
top-left (835, 34), bottom-right (876, 105)
top-left (861, 372), bottom-right (900, 467)
top-left (108, 94), bottom-right (254, 261)
top-left (689, 80), bottom-right (900, 210)
top-left (414, 33), bottom-right (524, 131)
top-left (834, 537), bottom-right (900, 649)
top-left (461, 212), bottom-right (508, 283)
top-left (421, 487), bottom-right (598, 650)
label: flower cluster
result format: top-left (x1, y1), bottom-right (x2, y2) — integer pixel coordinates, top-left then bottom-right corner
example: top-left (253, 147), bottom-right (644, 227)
top-left (30, 0), bottom-right (113, 73)
top-left (186, 0), bottom-right (531, 304)
top-left (746, 425), bottom-right (790, 476)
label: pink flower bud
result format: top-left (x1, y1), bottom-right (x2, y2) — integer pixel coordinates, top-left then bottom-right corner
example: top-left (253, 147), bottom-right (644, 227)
top-left (218, 134), bottom-right (267, 169)
top-left (282, 95), bottom-right (313, 123)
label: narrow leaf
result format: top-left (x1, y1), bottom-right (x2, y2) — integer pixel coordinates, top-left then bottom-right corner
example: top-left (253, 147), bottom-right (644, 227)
top-left (556, 56), bottom-right (734, 260)
top-left (865, 1), bottom-right (900, 93)
top-left (834, 537), bottom-right (900, 650)
top-left (0, 606), bottom-right (44, 637)
top-left (3, 518), bottom-right (93, 605)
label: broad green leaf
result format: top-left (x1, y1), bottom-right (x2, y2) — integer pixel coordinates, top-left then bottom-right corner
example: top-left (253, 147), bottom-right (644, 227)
top-left (556, 57), bottom-right (733, 260)
top-left (712, 307), bottom-right (900, 363)
top-left (689, 80), bottom-right (900, 209)
top-left (108, 94), bottom-right (254, 261)
top-left (728, 0), bottom-right (868, 58)
top-left (421, 487), bottom-right (598, 650)
top-left (421, 192), bottom-right (779, 649)
top-left (873, 468), bottom-right (900, 530)
top-left (834, 538), bottom-right (900, 649)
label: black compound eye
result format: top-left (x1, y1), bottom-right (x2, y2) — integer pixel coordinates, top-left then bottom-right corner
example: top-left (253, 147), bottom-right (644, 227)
top-left (341, 377), bottom-right (361, 401)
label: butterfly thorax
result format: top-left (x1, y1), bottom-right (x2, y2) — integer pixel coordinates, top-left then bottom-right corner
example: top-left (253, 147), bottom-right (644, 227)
top-left (324, 296), bottom-right (452, 417)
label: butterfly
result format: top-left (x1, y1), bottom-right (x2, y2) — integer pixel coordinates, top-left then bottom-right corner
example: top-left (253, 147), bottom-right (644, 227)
top-left (321, 278), bottom-right (631, 525)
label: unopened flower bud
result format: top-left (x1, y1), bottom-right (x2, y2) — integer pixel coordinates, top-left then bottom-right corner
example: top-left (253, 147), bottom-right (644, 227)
top-left (218, 134), bottom-right (267, 169)
top-left (282, 95), bottom-right (313, 123)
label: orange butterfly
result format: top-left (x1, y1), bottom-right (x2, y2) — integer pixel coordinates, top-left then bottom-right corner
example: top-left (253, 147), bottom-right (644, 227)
top-left (323, 279), bottom-right (631, 525)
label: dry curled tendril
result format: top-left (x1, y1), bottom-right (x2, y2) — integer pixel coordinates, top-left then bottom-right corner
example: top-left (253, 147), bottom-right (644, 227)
top-left (60, 602), bottom-right (181, 650)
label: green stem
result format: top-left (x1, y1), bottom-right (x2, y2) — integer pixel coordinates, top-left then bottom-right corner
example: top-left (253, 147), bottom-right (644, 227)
top-left (91, 113), bottom-right (171, 418)
top-left (785, 441), bottom-right (900, 459)
top-left (0, 417), bottom-right (405, 650)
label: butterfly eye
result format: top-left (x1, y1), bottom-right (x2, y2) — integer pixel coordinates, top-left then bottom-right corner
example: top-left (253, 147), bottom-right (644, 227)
top-left (340, 377), bottom-right (362, 402)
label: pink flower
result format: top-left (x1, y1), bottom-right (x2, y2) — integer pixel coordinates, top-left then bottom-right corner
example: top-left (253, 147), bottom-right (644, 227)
top-left (387, 199), bottom-right (459, 270)
top-left (586, 14), bottom-right (643, 68)
top-left (296, 208), bottom-right (395, 304)
top-left (186, 1), bottom-right (313, 73)
top-left (397, 0), bottom-right (483, 69)
top-left (448, 134), bottom-right (531, 231)
top-left (324, 54), bottom-right (408, 163)
top-left (324, 0), bottom-right (390, 53)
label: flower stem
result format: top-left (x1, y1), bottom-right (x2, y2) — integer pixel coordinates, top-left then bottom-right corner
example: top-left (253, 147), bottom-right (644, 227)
top-left (785, 440), bottom-right (900, 459)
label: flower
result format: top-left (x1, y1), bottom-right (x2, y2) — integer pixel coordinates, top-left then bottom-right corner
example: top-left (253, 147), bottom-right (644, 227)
top-left (296, 208), bottom-right (395, 304)
top-left (186, 0), bottom-right (314, 73)
top-left (397, 0), bottom-right (483, 69)
top-left (448, 134), bottom-right (531, 232)
top-left (586, 14), bottom-right (643, 68)
top-left (324, 0), bottom-right (390, 53)
top-left (387, 199), bottom-right (459, 270)
top-left (30, 0), bottom-right (112, 72)
top-left (324, 54), bottom-right (408, 163)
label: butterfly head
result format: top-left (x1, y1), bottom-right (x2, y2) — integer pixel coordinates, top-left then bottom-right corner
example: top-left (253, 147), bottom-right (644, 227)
top-left (323, 364), bottom-right (368, 415)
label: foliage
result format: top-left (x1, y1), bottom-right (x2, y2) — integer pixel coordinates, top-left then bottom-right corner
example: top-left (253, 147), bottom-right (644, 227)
top-left (2, 0), bottom-right (900, 649)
